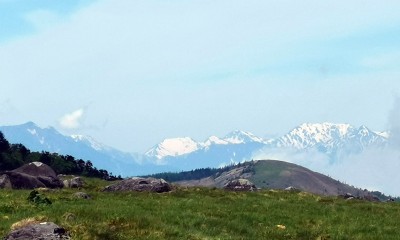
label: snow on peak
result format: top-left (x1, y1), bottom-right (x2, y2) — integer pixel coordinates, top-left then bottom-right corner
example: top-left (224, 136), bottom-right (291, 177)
top-left (298, 122), bottom-right (352, 136)
top-left (278, 123), bottom-right (354, 149)
top-left (145, 137), bottom-right (200, 159)
top-left (203, 136), bottom-right (229, 147)
top-left (223, 130), bottom-right (264, 144)
top-left (71, 134), bottom-right (107, 151)
top-left (375, 131), bottom-right (390, 138)
top-left (27, 128), bottom-right (37, 136)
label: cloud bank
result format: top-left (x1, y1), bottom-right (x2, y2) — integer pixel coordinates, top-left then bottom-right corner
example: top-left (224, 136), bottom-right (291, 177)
top-left (59, 108), bottom-right (85, 130)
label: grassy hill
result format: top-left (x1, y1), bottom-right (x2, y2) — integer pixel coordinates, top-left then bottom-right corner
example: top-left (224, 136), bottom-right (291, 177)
top-left (170, 160), bottom-right (390, 199)
top-left (249, 160), bottom-right (368, 196)
top-left (1, 177), bottom-right (400, 239)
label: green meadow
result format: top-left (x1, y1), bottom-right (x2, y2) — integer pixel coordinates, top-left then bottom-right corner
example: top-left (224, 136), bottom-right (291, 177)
top-left (1, 178), bottom-right (399, 240)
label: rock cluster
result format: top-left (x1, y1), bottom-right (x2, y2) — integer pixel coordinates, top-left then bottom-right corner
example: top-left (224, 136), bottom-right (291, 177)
top-left (103, 177), bottom-right (171, 193)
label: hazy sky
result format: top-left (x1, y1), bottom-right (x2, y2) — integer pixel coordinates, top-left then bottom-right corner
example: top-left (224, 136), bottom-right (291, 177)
top-left (1, 0), bottom-right (400, 152)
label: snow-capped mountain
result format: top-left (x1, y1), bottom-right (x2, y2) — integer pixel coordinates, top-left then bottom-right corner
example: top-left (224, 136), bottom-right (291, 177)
top-left (275, 123), bottom-right (353, 149)
top-left (273, 123), bottom-right (387, 155)
top-left (145, 123), bottom-right (388, 170)
top-left (145, 137), bottom-right (201, 160)
top-left (70, 134), bottom-right (109, 151)
top-left (145, 130), bottom-right (266, 160)
top-left (0, 121), bottom-right (390, 176)
top-left (223, 130), bottom-right (265, 144)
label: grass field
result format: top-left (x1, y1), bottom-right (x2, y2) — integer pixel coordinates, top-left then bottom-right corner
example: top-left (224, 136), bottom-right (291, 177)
top-left (1, 178), bottom-right (399, 240)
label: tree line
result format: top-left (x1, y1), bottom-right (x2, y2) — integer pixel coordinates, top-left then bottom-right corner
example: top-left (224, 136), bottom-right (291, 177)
top-left (0, 131), bottom-right (121, 180)
top-left (143, 162), bottom-right (250, 182)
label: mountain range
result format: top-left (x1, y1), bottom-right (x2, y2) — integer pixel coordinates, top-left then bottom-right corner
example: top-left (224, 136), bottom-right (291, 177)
top-left (0, 122), bottom-right (389, 176)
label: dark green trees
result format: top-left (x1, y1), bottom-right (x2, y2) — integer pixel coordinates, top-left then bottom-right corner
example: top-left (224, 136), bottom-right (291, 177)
top-left (0, 131), bottom-right (119, 180)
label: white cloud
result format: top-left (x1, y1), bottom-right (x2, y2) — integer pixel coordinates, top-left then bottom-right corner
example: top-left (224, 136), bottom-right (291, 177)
top-left (59, 108), bottom-right (85, 130)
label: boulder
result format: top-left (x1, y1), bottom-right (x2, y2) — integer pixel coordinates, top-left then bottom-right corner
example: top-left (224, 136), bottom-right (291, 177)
top-left (0, 174), bottom-right (12, 189)
top-left (223, 179), bottom-right (256, 191)
top-left (72, 192), bottom-right (91, 200)
top-left (103, 177), bottom-right (171, 193)
top-left (2, 172), bottom-right (46, 189)
top-left (285, 186), bottom-right (300, 192)
top-left (4, 222), bottom-right (70, 240)
top-left (0, 162), bottom-right (63, 189)
top-left (12, 162), bottom-right (57, 178)
top-left (63, 177), bottom-right (85, 188)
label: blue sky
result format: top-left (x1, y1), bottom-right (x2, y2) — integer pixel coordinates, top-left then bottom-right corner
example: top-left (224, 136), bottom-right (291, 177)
top-left (1, 0), bottom-right (400, 152)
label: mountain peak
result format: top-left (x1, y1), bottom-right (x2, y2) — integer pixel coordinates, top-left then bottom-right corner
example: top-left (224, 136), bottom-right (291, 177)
top-left (71, 134), bottom-right (108, 151)
top-left (20, 121), bottom-right (39, 129)
top-left (203, 136), bottom-right (229, 147)
top-left (223, 130), bottom-right (264, 144)
top-left (145, 137), bottom-right (201, 160)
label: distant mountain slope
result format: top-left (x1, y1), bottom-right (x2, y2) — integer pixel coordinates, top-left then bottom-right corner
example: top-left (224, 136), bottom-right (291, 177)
top-left (0, 122), bottom-right (151, 176)
top-left (174, 160), bottom-right (379, 197)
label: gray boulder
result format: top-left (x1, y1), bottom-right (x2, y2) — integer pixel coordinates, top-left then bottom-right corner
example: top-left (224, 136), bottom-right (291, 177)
top-left (72, 192), bottom-right (91, 200)
top-left (223, 179), bottom-right (256, 191)
top-left (63, 177), bottom-right (85, 188)
top-left (0, 162), bottom-right (63, 189)
top-left (0, 174), bottom-right (12, 189)
top-left (285, 186), bottom-right (300, 192)
top-left (1, 172), bottom-right (47, 189)
top-left (13, 162), bottom-right (58, 178)
top-left (4, 222), bottom-right (70, 240)
top-left (103, 177), bottom-right (171, 193)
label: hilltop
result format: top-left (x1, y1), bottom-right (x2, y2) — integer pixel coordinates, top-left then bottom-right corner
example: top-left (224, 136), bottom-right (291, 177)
top-left (152, 160), bottom-right (393, 199)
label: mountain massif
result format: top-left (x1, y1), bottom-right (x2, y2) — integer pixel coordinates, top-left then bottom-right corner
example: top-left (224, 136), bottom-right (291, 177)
top-left (0, 122), bottom-right (389, 176)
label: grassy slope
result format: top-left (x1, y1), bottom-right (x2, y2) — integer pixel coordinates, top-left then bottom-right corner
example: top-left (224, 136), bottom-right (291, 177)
top-left (1, 178), bottom-right (400, 240)
top-left (249, 160), bottom-right (368, 196)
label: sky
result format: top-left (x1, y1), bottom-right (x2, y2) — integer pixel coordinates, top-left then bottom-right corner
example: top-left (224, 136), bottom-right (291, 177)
top-left (1, 0), bottom-right (400, 153)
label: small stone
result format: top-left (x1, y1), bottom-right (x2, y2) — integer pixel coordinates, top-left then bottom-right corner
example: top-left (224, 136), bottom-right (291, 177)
top-left (73, 192), bottom-right (91, 200)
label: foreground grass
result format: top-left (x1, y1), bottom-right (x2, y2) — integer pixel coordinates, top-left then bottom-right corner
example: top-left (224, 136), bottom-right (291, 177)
top-left (1, 178), bottom-right (399, 239)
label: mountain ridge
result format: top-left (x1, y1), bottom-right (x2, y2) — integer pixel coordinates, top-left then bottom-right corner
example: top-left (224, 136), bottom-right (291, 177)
top-left (146, 122), bottom-right (388, 164)
top-left (0, 122), bottom-right (389, 177)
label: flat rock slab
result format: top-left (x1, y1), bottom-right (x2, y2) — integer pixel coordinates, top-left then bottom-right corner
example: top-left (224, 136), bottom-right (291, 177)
top-left (103, 177), bottom-right (171, 193)
top-left (4, 222), bottom-right (70, 240)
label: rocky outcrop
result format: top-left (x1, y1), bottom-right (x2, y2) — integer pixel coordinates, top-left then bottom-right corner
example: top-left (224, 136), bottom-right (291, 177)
top-left (103, 177), bottom-right (171, 193)
top-left (4, 222), bottom-right (70, 240)
top-left (223, 179), bottom-right (256, 191)
top-left (0, 162), bottom-right (63, 189)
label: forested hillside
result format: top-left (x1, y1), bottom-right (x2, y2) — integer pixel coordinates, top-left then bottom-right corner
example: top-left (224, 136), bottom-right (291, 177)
top-left (0, 131), bottom-right (120, 180)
